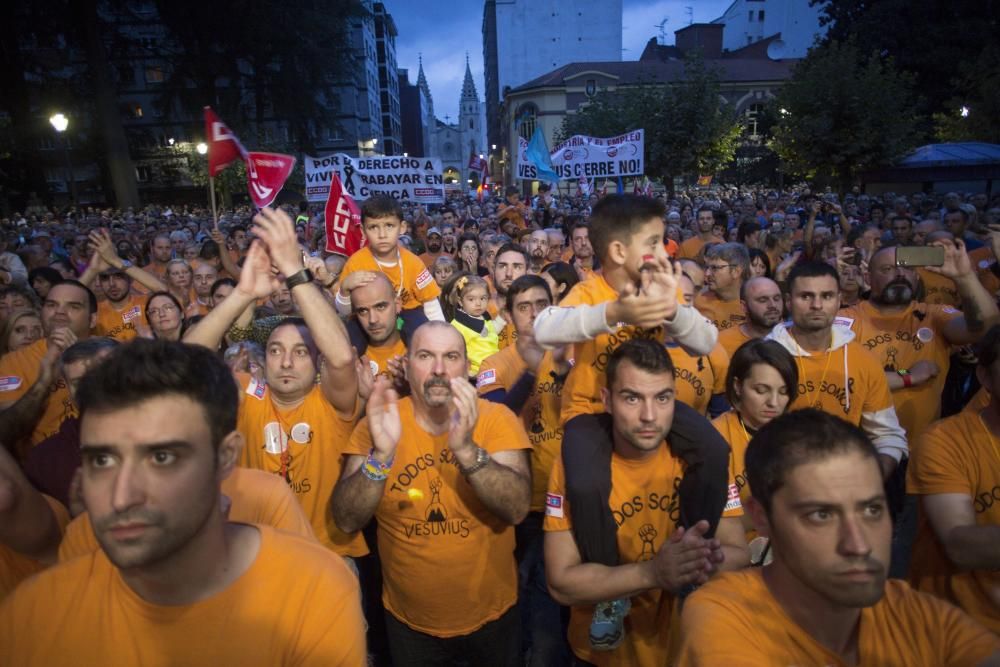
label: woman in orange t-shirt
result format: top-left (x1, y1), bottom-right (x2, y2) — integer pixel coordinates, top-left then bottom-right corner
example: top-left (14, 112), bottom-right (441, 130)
top-left (712, 338), bottom-right (798, 552)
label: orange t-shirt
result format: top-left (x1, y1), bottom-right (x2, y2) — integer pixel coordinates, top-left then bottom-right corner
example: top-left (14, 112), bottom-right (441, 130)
top-left (840, 301), bottom-right (961, 437)
top-left (236, 374), bottom-right (366, 557)
top-left (477, 346), bottom-right (564, 512)
top-left (364, 336), bottom-right (407, 379)
top-left (668, 342), bottom-right (728, 415)
top-left (917, 269), bottom-right (960, 306)
top-left (676, 569), bottom-right (999, 666)
top-left (969, 246), bottom-right (1000, 295)
top-left (0, 339), bottom-right (75, 445)
top-left (497, 319), bottom-right (518, 350)
top-left (419, 251), bottom-right (443, 269)
top-left (341, 246), bottom-right (440, 311)
top-left (0, 525), bottom-right (367, 666)
top-left (679, 235), bottom-right (722, 261)
top-left (664, 239), bottom-right (679, 258)
top-left (544, 442), bottom-right (743, 667)
top-left (0, 495), bottom-right (69, 600)
top-left (58, 467), bottom-right (315, 562)
top-left (717, 324), bottom-right (754, 360)
top-left (344, 397), bottom-right (531, 637)
top-left (94, 294), bottom-right (147, 341)
top-left (711, 410), bottom-right (758, 541)
top-left (693, 291), bottom-right (745, 331)
top-left (559, 276), bottom-right (668, 424)
top-left (907, 409), bottom-right (1000, 633)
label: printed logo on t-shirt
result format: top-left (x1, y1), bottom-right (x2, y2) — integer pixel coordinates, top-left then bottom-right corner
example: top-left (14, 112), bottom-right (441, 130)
top-left (545, 492), bottom-right (564, 518)
top-left (415, 268), bottom-right (433, 290)
top-left (0, 376), bottom-right (23, 392)
top-left (942, 306), bottom-right (959, 315)
top-left (476, 368), bottom-right (497, 389)
top-left (834, 316), bottom-right (855, 329)
top-left (724, 483), bottom-right (742, 512)
top-left (122, 305), bottom-right (142, 323)
top-left (246, 377), bottom-right (266, 400)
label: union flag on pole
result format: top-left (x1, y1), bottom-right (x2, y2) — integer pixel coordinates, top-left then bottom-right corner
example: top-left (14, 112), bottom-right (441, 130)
top-left (203, 107), bottom-right (247, 177)
top-left (245, 152), bottom-right (296, 209)
top-left (324, 172), bottom-right (366, 257)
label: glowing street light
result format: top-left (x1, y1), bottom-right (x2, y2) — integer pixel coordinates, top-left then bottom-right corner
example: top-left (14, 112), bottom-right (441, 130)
top-left (49, 113), bottom-right (69, 133)
top-left (960, 106), bottom-right (970, 118)
top-left (168, 137), bottom-right (176, 146)
top-left (48, 113), bottom-right (75, 203)
top-left (196, 142), bottom-right (208, 155)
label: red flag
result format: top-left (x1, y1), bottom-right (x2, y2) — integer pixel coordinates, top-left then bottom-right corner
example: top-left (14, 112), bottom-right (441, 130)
top-left (324, 173), bottom-right (366, 257)
top-left (203, 107), bottom-right (247, 177)
top-left (245, 152), bottom-right (296, 209)
top-left (467, 151), bottom-right (482, 172)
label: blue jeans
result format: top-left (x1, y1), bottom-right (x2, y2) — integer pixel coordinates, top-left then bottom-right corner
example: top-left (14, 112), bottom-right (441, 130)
top-left (516, 511), bottom-right (571, 667)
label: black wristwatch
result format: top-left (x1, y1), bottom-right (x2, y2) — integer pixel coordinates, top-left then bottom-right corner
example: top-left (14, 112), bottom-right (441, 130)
top-left (285, 267), bottom-right (314, 290)
top-left (459, 446), bottom-right (491, 476)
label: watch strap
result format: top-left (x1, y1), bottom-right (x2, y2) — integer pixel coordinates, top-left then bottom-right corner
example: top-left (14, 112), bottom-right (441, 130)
top-left (460, 446), bottom-right (490, 476)
top-left (285, 268), bottom-right (314, 290)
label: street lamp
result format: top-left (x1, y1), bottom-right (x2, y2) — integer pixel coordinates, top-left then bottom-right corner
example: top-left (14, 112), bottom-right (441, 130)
top-left (960, 106), bottom-right (970, 118)
top-left (196, 142), bottom-right (208, 155)
top-left (49, 113), bottom-right (75, 204)
top-left (168, 137), bottom-right (176, 146)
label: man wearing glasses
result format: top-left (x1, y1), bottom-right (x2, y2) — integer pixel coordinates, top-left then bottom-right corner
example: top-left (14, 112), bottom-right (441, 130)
top-left (694, 243), bottom-right (750, 331)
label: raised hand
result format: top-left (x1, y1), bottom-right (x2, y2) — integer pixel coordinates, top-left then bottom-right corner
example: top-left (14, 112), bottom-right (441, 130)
top-left (448, 376), bottom-right (479, 456)
top-left (356, 356), bottom-right (376, 402)
top-left (303, 255), bottom-right (333, 287)
top-left (643, 256), bottom-right (680, 316)
top-left (88, 229), bottom-right (122, 268)
top-left (926, 238), bottom-right (973, 280)
top-left (252, 207), bottom-right (304, 277)
top-left (367, 375), bottom-right (401, 463)
top-left (236, 241), bottom-right (282, 300)
top-left (609, 280), bottom-right (673, 330)
top-left (340, 270), bottom-right (378, 295)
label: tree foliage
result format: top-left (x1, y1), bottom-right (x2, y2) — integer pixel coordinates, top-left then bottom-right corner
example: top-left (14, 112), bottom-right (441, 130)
top-left (558, 54), bottom-right (742, 190)
top-left (770, 40), bottom-right (922, 190)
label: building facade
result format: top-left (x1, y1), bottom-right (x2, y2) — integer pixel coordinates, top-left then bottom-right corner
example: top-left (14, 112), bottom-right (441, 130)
top-left (712, 0), bottom-right (826, 59)
top-left (424, 58), bottom-right (488, 187)
top-left (374, 2), bottom-right (402, 156)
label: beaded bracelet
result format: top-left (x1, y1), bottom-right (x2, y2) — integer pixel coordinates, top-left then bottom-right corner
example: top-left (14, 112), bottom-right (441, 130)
top-left (361, 448), bottom-right (393, 482)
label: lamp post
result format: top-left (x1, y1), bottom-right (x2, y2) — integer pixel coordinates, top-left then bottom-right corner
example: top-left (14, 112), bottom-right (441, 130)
top-left (194, 142), bottom-right (216, 225)
top-left (49, 113), bottom-right (76, 204)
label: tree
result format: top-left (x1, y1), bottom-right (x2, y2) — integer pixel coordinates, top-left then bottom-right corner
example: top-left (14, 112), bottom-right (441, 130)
top-left (770, 40), bottom-right (922, 192)
top-left (558, 53), bottom-right (742, 193)
top-left (932, 42), bottom-right (1000, 144)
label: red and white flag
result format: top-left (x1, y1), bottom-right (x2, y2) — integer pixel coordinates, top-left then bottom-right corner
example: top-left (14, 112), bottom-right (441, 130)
top-left (203, 107), bottom-right (247, 177)
top-left (245, 152), bottom-right (296, 209)
top-left (324, 172), bottom-right (366, 258)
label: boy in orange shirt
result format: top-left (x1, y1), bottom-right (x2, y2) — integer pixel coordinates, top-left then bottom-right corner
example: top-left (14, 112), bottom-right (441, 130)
top-left (677, 409), bottom-right (999, 666)
top-left (0, 339), bottom-right (366, 666)
top-left (335, 194), bottom-right (444, 355)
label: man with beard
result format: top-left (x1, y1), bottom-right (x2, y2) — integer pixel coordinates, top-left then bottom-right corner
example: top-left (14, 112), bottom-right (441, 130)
top-left (419, 227), bottom-right (444, 269)
top-left (679, 206), bottom-right (724, 260)
top-left (332, 322), bottom-right (532, 666)
top-left (493, 244), bottom-right (529, 350)
top-left (141, 234), bottom-right (173, 280)
top-left (0, 340), bottom-right (367, 665)
top-left (79, 230), bottom-right (167, 342)
top-left (351, 274), bottom-right (407, 379)
top-left (717, 277), bottom-right (784, 359)
top-left (840, 243), bottom-right (999, 439)
top-left (570, 223), bottom-right (598, 280)
top-left (677, 409), bottom-right (1000, 665)
top-left (765, 262), bottom-right (907, 480)
top-left (526, 230), bottom-right (550, 275)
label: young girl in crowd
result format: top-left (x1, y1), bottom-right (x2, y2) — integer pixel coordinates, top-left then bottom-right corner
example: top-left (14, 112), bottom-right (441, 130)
top-left (444, 273), bottom-right (498, 377)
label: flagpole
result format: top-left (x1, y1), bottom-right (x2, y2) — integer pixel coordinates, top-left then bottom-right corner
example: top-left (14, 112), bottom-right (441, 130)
top-left (209, 175), bottom-right (218, 229)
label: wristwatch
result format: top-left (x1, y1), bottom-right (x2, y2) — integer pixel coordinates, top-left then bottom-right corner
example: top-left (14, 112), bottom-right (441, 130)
top-left (896, 368), bottom-right (913, 388)
top-left (459, 446), bottom-right (490, 477)
top-left (285, 267), bottom-right (314, 290)
top-left (119, 260), bottom-right (133, 270)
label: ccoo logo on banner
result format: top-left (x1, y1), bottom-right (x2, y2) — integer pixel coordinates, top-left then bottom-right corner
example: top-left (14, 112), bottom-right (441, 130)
top-left (304, 154), bottom-right (445, 204)
top-left (516, 130), bottom-right (644, 181)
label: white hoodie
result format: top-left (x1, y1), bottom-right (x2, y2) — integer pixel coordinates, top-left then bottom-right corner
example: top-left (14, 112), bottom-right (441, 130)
top-left (767, 320), bottom-right (909, 463)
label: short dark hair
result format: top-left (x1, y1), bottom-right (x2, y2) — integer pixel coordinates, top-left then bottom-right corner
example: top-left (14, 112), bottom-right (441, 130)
top-left (62, 337), bottom-right (119, 366)
top-left (606, 338), bottom-right (675, 389)
top-left (746, 409), bottom-right (878, 514)
top-left (505, 185), bottom-right (520, 197)
top-left (199, 239), bottom-right (221, 260)
top-left (977, 324), bottom-right (1000, 370)
top-left (76, 339), bottom-right (238, 449)
top-left (55, 279), bottom-right (98, 315)
top-left (0, 283), bottom-right (39, 308)
top-left (589, 194), bottom-right (667, 261)
top-left (144, 291), bottom-right (184, 327)
top-left (747, 248), bottom-right (772, 278)
top-left (725, 339), bottom-right (799, 406)
top-left (847, 224), bottom-right (877, 248)
top-left (494, 242), bottom-right (529, 268)
top-left (28, 266), bottom-right (63, 289)
top-left (541, 261), bottom-right (580, 303)
top-left (210, 277), bottom-right (237, 297)
top-left (505, 274), bottom-right (552, 313)
top-left (786, 260), bottom-right (839, 294)
top-left (360, 194), bottom-right (404, 222)
top-left (737, 221), bottom-right (760, 244)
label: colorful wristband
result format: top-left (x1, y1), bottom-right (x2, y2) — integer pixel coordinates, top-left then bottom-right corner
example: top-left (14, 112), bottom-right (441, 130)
top-left (361, 448), bottom-right (393, 482)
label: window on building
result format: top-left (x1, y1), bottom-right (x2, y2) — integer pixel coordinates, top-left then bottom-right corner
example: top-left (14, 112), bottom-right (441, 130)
top-left (747, 36), bottom-right (753, 45)
top-left (145, 66), bottom-right (165, 83)
top-left (515, 103), bottom-right (538, 141)
top-left (132, 104), bottom-right (143, 118)
top-left (118, 65), bottom-right (135, 85)
top-left (744, 104), bottom-right (763, 138)
top-left (758, 10), bottom-right (765, 21)
top-left (469, 119), bottom-right (473, 129)
top-left (135, 165), bottom-right (151, 182)
top-left (748, 10), bottom-right (753, 21)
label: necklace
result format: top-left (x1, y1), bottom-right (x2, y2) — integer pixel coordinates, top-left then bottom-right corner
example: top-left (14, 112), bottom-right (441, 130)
top-left (373, 247), bottom-right (404, 298)
top-left (793, 330), bottom-right (834, 409)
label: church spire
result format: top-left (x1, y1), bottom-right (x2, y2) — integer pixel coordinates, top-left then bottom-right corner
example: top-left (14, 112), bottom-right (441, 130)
top-left (417, 53), bottom-right (433, 113)
top-left (460, 54), bottom-right (478, 103)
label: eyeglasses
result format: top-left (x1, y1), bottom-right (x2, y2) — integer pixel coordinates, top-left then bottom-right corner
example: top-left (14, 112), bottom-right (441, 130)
top-left (148, 304), bottom-right (178, 317)
top-left (704, 263), bottom-right (734, 272)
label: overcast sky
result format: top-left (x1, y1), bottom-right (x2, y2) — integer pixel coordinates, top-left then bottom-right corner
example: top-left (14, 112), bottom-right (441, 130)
top-left (390, 0), bottom-right (732, 122)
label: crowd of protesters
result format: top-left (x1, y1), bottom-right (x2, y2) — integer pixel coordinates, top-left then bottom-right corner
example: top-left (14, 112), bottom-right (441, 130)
top-left (1, 181), bottom-right (999, 666)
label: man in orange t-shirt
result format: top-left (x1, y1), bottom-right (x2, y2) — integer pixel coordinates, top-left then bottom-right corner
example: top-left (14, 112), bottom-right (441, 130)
top-left (716, 276), bottom-right (784, 360)
top-left (545, 340), bottom-right (748, 665)
top-left (694, 242), bottom-right (748, 332)
top-left (677, 409), bottom-right (1000, 666)
top-left (184, 207), bottom-right (365, 558)
top-left (678, 206), bottom-right (723, 260)
top-left (332, 322), bottom-right (532, 665)
top-left (493, 243), bottom-right (529, 350)
top-left (0, 339), bottom-right (367, 666)
top-left (907, 325), bottom-right (1000, 634)
top-left (351, 274), bottom-right (408, 379)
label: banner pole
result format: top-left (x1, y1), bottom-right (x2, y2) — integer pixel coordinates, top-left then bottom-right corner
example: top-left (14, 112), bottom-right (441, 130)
top-left (209, 175), bottom-right (218, 229)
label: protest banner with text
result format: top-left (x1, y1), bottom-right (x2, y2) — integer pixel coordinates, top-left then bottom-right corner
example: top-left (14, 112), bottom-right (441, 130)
top-left (304, 154), bottom-right (445, 204)
top-left (516, 130), bottom-right (644, 181)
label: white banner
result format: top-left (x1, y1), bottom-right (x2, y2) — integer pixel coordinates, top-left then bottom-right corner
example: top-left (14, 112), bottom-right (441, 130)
top-left (516, 130), bottom-right (644, 181)
top-left (304, 154), bottom-right (445, 204)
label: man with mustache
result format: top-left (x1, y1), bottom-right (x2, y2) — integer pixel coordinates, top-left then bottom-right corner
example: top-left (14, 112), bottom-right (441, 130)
top-left (419, 227), bottom-right (444, 269)
top-left (717, 277), bottom-right (784, 359)
top-left (332, 321), bottom-right (531, 666)
top-left (677, 409), bottom-right (1000, 665)
top-left (840, 242), bottom-right (999, 439)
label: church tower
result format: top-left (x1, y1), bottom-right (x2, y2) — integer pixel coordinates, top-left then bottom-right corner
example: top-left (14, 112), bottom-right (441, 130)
top-left (458, 54), bottom-right (487, 183)
top-left (417, 54), bottom-right (435, 157)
